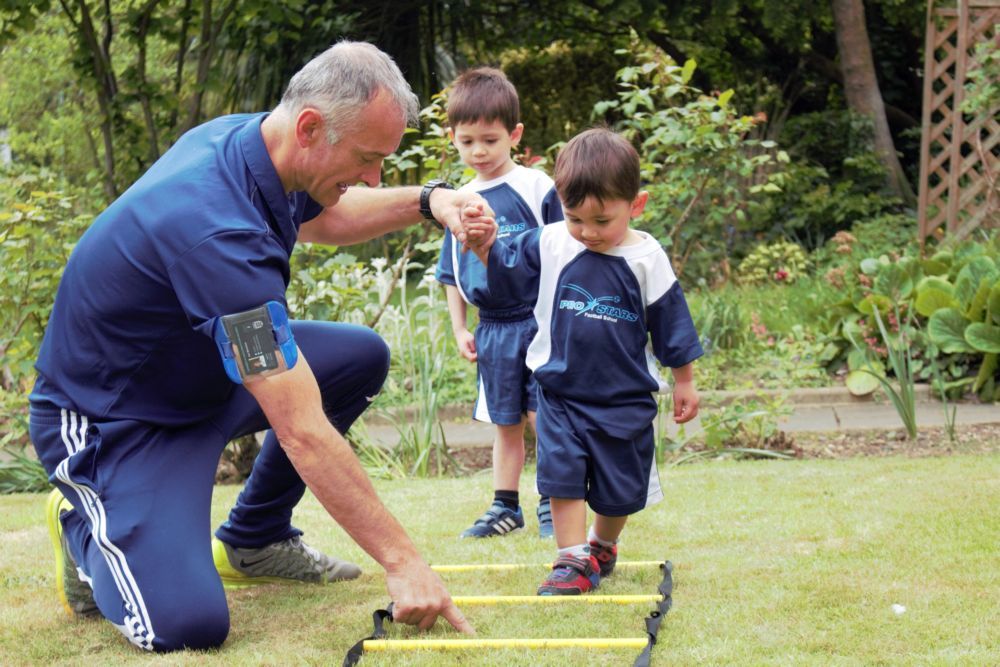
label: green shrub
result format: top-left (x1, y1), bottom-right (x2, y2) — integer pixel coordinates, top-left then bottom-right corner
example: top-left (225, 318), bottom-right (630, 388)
top-left (752, 111), bottom-right (904, 249)
top-left (816, 230), bottom-right (1000, 401)
top-left (737, 240), bottom-right (809, 285)
top-left (593, 36), bottom-right (787, 283)
top-left (0, 168), bottom-right (96, 390)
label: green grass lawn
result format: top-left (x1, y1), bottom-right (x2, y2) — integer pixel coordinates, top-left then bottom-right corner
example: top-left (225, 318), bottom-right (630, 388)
top-left (2, 454), bottom-right (998, 665)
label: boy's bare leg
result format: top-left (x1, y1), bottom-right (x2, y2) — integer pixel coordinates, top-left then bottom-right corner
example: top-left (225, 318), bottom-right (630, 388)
top-left (593, 513), bottom-right (628, 543)
top-left (493, 419), bottom-right (526, 492)
top-left (550, 498), bottom-right (587, 548)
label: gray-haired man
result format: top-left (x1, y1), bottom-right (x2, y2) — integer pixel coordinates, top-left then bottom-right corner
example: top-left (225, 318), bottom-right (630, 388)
top-left (32, 41), bottom-right (477, 652)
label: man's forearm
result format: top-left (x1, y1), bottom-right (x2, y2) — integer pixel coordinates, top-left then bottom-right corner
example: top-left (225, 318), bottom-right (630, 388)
top-left (245, 355), bottom-right (421, 571)
top-left (300, 186), bottom-right (425, 246)
top-left (285, 422), bottom-right (420, 572)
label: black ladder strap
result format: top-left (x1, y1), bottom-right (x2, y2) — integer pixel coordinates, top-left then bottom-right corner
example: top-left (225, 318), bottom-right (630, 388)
top-left (342, 605), bottom-right (393, 667)
top-left (632, 560), bottom-right (674, 667)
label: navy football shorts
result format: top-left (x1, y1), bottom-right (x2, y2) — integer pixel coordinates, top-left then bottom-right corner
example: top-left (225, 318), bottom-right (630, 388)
top-left (534, 387), bottom-right (663, 516)
top-left (473, 307), bottom-right (537, 425)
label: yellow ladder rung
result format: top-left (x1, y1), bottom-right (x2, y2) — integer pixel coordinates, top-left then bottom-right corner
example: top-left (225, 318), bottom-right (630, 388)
top-left (363, 637), bottom-right (648, 651)
top-left (432, 560), bottom-right (664, 573)
top-left (451, 594), bottom-right (662, 605)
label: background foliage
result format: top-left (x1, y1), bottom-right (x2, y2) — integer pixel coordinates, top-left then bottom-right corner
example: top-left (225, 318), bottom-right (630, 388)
top-left (1, 0), bottom-right (998, 486)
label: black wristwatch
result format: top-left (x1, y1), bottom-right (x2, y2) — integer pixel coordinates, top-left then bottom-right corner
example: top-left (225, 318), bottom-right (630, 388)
top-left (419, 179), bottom-right (455, 223)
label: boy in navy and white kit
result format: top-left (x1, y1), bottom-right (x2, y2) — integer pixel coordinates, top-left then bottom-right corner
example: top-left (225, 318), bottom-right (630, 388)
top-left (435, 67), bottom-right (563, 538)
top-left (466, 128), bottom-right (703, 594)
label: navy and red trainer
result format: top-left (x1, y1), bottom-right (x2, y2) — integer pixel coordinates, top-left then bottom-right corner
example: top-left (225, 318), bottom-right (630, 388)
top-left (537, 553), bottom-right (600, 595)
top-left (589, 540), bottom-right (618, 578)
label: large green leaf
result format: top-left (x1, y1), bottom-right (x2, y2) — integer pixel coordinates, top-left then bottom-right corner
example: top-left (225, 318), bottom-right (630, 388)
top-left (916, 275), bottom-right (954, 295)
top-left (847, 348), bottom-right (882, 372)
top-left (988, 283), bottom-right (1000, 324)
top-left (973, 353), bottom-right (998, 393)
top-left (856, 293), bottom-right (893, 316)
top-left (921, 258), bottom-right (949, 276)
top-left (965, 323), bottom-right (1000, 353)
top-left (967, 278), bottom-right (993, 323)
top-left (954, 256), bottom-right (998, 310)
top-left (915, 287), bottom-right (957, 317)
top-left (846, 369), bottom-right (880, 396)
top-left (874, 263), bottom-right (913, 300)
top-left (928, 308), bottom-right (976, 353)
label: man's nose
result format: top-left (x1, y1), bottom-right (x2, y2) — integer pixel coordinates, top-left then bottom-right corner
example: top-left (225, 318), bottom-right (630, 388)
top-left (360, 161), bottom-right (383, 188)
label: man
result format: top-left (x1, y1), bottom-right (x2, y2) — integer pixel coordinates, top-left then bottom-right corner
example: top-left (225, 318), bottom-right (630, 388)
top-left (29, 41), bottom-right (479, 652)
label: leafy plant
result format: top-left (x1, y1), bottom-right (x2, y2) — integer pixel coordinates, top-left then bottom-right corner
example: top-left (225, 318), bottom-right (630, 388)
top-left (659, 394), bottom-right (797, 465)
top-left (0, 169), bottom-right (95, 390)
top-left (0, 442), bottom-right (49, 494)
top-left (369, 265), bottom-right (459, 477)
top-left (818, 230), bottom-right (1000, 402)
top-left (847, 307), bottom-right (918, 440)
top-left (737, 240), bottom-right (809, 285)
top-left (594, 35), bottom-right (788, 283)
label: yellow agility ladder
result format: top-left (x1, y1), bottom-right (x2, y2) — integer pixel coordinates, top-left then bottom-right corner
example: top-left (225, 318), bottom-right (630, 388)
top-left (342, 560), bottom-right (673, 667)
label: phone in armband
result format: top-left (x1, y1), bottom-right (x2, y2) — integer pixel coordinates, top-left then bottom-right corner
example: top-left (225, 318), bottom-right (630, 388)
top-left (214, 301), bottom-right (297, 384)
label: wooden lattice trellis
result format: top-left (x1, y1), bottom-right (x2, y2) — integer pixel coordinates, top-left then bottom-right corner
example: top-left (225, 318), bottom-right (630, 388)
top-left (918, 0), bottom-right (1000, 240)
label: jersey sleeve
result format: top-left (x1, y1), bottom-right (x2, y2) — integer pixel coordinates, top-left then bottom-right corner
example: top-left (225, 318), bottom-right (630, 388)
top-left (648, 282), bottom-right (704, 368)
top-left (541, 187), bottom-right (563, 224)
top-left (435, 228), bottom-right (457, 286)
top-left (486, 227), bottom-right (543, 304)
top-left (166, 230), bottom-right (289, 339)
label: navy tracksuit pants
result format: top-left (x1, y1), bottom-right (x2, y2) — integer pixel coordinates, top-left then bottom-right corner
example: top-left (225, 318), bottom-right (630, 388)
top-left (29, 321), bottom-right (389, 651)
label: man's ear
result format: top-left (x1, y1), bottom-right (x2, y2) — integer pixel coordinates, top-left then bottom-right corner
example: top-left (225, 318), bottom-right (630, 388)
top-left (510, 122), bottom-right (524, 147)
top-left (630, 190), bottom-right (649, 218)
top-left (295, 108), bottom-right (325, 148)
top-left (448, 127), bottom-right (456, 146)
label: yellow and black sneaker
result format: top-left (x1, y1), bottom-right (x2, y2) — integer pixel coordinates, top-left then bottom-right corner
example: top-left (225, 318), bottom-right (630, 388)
top-left (45, 489), bottom-right (99, 617)
top-left (212, 536), bottom-right (361, 589)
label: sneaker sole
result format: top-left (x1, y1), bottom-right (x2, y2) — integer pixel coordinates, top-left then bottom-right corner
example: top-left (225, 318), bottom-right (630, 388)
top-left (45, 489), bottom-right (75, 616)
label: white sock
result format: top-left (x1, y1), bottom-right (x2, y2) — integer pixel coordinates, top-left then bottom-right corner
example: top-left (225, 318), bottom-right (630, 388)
top-left (588, 525), bottom-right (616, 547)
top-left (557, 543), bottom-right (590, 559)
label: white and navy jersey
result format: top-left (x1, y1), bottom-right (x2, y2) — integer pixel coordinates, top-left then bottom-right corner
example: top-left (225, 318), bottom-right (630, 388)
top-left (435, 165), bottom-right (562, 312)
top-left (32, 113), bottom-right (321, 426)
top-left (487, 223), bottom-right (703, 435)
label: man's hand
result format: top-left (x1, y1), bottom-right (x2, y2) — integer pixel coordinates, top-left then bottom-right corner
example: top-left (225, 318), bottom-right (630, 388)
top-left (430, 188), bottom-right (494, 249)
top-left (453, 328), bottom-right (477, 362)
top-left (386, 560), bottom-right (475, 634)
top-left (672, 380), bottom-right (700, 423)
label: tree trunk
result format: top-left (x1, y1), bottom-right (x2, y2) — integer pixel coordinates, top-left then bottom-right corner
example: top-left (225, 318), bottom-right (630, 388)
top-left (831, 0), bottom-right (916, 205)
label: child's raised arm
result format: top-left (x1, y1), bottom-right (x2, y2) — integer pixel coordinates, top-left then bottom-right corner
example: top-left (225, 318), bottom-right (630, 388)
top-left (461, 202), bottom-right (497, 264)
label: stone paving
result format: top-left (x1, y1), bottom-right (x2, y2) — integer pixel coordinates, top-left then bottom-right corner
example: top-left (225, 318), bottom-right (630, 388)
top-left (362, 385), bottom-right (1000, 449)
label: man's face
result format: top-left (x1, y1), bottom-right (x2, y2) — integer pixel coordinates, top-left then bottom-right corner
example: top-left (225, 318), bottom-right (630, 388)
top-left (301, 89), bottom-right (406, 207)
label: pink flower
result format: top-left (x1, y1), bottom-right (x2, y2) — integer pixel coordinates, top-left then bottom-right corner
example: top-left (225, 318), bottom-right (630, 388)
top-left (774, 269), bottom-right (789, 281)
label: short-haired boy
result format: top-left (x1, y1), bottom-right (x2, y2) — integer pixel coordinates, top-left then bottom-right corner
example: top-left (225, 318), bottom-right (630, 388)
top-left (465, 128), bottom-right (703, 593)
top-left (435, 67), bottom-right (564, 538)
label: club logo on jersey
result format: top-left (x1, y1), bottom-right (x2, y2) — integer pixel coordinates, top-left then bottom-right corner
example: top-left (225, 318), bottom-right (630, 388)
top-left (496, 215), bottom-right (527, 238)
top-left (558, 283), bottom-right (639, 323)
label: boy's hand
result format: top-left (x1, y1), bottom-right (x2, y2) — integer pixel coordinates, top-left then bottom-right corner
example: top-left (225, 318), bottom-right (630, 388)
top-left (432, 189), bottom-right (493, 247)
top-left (461, 202), bottom-right (497, 262)
top-left (672, 381), bottom-right (700, 423)
top-left (453, 328), bottom-right (477, 362)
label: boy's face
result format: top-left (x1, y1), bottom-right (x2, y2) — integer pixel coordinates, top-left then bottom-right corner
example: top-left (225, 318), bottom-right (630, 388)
top-left (563, 192), bottom-right (649, 253)
top-left (450, 119), bottom-right (523, 181)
